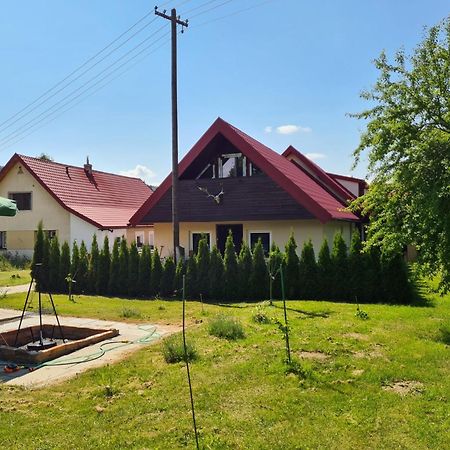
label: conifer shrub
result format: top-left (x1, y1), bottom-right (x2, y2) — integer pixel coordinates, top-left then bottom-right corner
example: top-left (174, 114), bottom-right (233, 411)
top-left (97, 236), bottom-right (110, 295)
top-left (298, 239), bottom-right (318, 299)
top-left (317, 239), bottom-right (333, 300)
top-left (118, 238), bottom-right (129, 296)
top-left (162, 335), bottom-right (198, 363)
top-left (238, 241), bottom-right (252, 300)
top-left (88, 234), bottom-right (100, 294)
top-left (128, 242), bottom-right (139, 297)
top-left (209, 315), bottom-right (245, 340)
top-left (223, 231), bottom-right (239, 301)
top-left (161, 257), bottom-right (175, 297)
top-left (251, 239), bottom-right (269, 300)
top-left (174, 258), bottom-right (186, 298)
top-left (185, 255), bottom-right (198, 299)
top-left (48, 236), bottom-right (60, 293)
top-left (349, 231), bottom-right (365, 302)
top-left (59, 241), bottom-right (71, 293)
top-left (331, 232), bottom-right (349, 300)
top-left (150, 247), bottom-right (163, 296)
top-left (381, 252), bottom-right (412, 304)
top-left (77, 241), bottom-right (89, 294)
top-left (70, 241), bottom-right (80, 293)
top-left (41, 235), bottom-right (50, 292)
top-left (363, 247), bottom-right (382, 302)
top-left (268, 243), bottom-right (283, 300)
top-left (208, 246), bottom-right (224, 301)
top-left (196, 237), bottom-right (210, 298)
top-left (284, 233), bottom-right (300, 299)
top-left (137, 245), bottom-right (151, 297)
top-left (108, 238), bottom-right (120, 295)
top-left (31, 222), bottom-right (45, 291)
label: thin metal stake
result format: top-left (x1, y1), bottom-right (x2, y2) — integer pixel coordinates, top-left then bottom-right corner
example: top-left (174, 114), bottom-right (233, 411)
top-left (280, 265), bottom-right (291, 364)
top-left (182, 274), bottom-right (200, 449)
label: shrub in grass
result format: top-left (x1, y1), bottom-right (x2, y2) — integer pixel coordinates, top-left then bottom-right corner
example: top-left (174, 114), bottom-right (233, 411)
top-left (162, 335), bottom-right (198, 363)
top-left (120, 307), bottom-right (142, 319)
top-left (285, 358), bottom-right (313, 380)
top-left (209, 315), bottom-right (245, 340)
top-left (252, 302), bottom-right (271, 324)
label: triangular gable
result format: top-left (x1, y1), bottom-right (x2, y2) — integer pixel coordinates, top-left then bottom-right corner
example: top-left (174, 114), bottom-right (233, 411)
top-left (130, 118), bottom-right (359, 225)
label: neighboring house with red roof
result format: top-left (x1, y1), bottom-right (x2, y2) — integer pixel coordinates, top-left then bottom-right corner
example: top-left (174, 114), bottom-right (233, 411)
top-left (0, 154), bottom-right (154, 257)
top-left (130, 118), bottom-right (365, 257)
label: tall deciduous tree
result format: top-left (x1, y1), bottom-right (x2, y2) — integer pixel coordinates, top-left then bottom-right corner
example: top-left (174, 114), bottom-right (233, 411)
top-left (351, 17), bottom-right (450, 291)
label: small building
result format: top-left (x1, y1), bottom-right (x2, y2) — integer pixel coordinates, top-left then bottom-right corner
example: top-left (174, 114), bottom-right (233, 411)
top-left (130, 118), bottom-right (366, 257)
top-left (0, 154), bottom-right (154, 257)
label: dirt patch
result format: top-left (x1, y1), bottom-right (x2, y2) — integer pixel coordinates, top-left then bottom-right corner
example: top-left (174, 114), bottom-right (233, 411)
top-left (352, 348), bottom-right (384, 359)
top-left (298, 351), bottom-right (330, 361)
top-left (351, 369), bottom-right (364, 376)
top-left (343, 333), bottom-right (369, 341)
top-left (383, 380), bottom-right (424, 396)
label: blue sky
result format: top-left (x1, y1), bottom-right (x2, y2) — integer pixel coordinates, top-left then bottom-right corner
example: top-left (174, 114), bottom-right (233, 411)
top-left (0, 0), bottom-right (448, 184)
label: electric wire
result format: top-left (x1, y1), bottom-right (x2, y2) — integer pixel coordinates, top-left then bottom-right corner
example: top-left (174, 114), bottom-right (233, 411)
top-left (180, 0), bottom-right (223, 15)
top-left (0, 36), bottom-right (171, 152)
top-left (0, 4), bottom-right (175, 134)
top-left (0, 25), bottom-right (169, 149)
top-left (188, 0), bottom-right (235, 19)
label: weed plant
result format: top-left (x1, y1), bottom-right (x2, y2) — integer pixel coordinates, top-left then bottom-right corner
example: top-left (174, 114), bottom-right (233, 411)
top-left (209, 315), bottom-right (245, 340)
top-left (162, 335), bottom-right (198, 363)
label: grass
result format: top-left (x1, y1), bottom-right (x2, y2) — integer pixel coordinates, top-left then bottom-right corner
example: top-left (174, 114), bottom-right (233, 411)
top-left (0, 269), bottom-right (31, 287)
top-left (0, 288), bottom-right (449, 449)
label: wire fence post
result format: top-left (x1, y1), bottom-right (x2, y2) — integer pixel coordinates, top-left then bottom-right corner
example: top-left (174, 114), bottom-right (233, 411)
top-left (279, 265), bottom-right (291, 364)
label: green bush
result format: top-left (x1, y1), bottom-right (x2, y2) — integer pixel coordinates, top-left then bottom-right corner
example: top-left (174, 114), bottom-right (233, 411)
top-left (108, 238), bottom-right (120, 295)
top-left (118, 238), bottom-right (129, 296)
top-left (88, 235), bottom-right (100, 294)
top-left (209, 315), bottom-right (245, 340)
top-left (298, 239), bottom-right (318, 299)
top-left (251, 239), bottom-right (269, 300)
top-left (224, 231), bottom-right (239, 301)
top-left (268, 243), bottom-right (283, 300)
top-left (317, 239), bottom-right (332, 300)
top-left (59, 241), bottom-right (71, 293)
top-left (77, 241), bottom-right (89, 294)
top-left (120, 307), bottom-right (142, 319)
top-left (48, 236), bottom-right (60, 292)
top-left (185, 255), bottom-right (198, 299)
top-left (208, 246), bottom-right (224, 301)
top-left (238, 241), bottom-right (253, 300)
top-left (97, 236), bottom-right (110, 296)
top-left (196, 237), bottom-right (210, 297)
top-left (160, 256), bottom-right (175, 297)
top-left (128, 242), bottom-right (139, 297)
top-left (137, 245), bottom-right (151, 297)
top-left (331, 232), bottom-right (348, 300)
top-left (284, 233), bottom-right (299, 299)
top-left (252, 302), bottom-right (271, 324)
top-left (150, 247), bottom-right (162, 296)
top-left (162, 335), bottom-right (198, 363)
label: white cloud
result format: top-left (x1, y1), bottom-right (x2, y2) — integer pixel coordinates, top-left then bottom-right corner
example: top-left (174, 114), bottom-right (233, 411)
top-left (120, 164), bottom-right (157, 184)
top-left (264, 126), bottom-right (273, 133)
top-left (276, 124), bottom-right (312, 135)
top-left (305, 152), bottom-right (326, 161)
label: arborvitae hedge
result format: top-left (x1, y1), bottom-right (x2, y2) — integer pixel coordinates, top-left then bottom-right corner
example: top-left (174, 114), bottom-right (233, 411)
top-left (31, 221), bottom-right (45, 291)
top-left (33, 228), bottom-right (415, 304)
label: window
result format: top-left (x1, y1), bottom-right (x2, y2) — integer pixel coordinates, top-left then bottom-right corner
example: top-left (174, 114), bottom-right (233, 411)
top-left (148, 230), bottom-right (155, 250)
top-left (249, 231), bottom-right (271, 256)
top-left (46, 230), bottom-right (57, 240)
top-left (191, 232), bottom-right (211, 255)
top-left (9, 192), bottom-right (31, 210)
top-left (136, 232), bottom-right (144, 249)
top-left (0, 232), bottom-right (6, 250)
top-left (219, 153), bottom-right (245, 178)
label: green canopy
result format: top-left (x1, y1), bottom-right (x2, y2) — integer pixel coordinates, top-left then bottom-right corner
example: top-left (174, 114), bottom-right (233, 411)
top-left (0, 197), bottom-right (17, 217)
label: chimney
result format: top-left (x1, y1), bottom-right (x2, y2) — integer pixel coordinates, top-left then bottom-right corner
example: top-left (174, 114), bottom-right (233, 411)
top-left (84, 156), bottom-right (92, 176)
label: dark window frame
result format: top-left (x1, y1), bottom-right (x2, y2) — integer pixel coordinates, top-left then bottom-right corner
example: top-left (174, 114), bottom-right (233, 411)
top-left (8, 192), bottom-right (32, 211)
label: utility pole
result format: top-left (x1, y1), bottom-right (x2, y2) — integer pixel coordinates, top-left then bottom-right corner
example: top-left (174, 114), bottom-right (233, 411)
top-left (155, 6), bottom-right (188, 263)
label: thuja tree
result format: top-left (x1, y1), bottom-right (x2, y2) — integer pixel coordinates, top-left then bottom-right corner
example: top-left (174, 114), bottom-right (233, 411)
top-left (88, 235), bottom-right (100, 294)
top-left (317, 239), bottom-right (332, 300)
top-left (251, 239), bottom-right (269, 300)
top-left (238, 241), bottom-right (252, 300)
top-left (150, 248), bottom-right (163, 296)
top-left (223, 232), bottom-right (239, 301)
top-left (77, 241), bottom-right (89, 294)
top-left (185, 255), bottom-right (198, 299)
top-left (161, 256), bottom-right (175, 297)
top-left (381, 252), bottom-right (412, 304)
top-left (70, 241), bottom-right (80, 292)
top-left (363, 247), bottom-right (382, 302)
top-left (137, 245), bottom-right (151, 297)
top-left (284, 233), bottom-right (300, 299)
top-left (59, 241), bottom-right (71, 293)
top-left (350, 17), bottom-right (450, 292)
top-left (48, 236), bottom-right (60, 292)
top-left (348, 231), bottom-right (365, 302)
top-left (118, 238), bottom-right (129, 296)
top-left (174, 258), bottom-right (185, 298)
top-left (128, 242), bottom-right (139, 297)
top-left (268, 243), bottom-right (283, 300)
top-left (331, 232), bottom-right (348, 300)
top-left (108, 238), bottom-right (120, 295)
top-left (196, 238), bottom-right (210, 298)
top-left (97, 236), bottom-right (110, 295)
top-left (32, 222), bottom-right (45, 291)
top-left (209, 246), bottom-right (224, 301)
top-left (298, 239), bottom-right (318, 299)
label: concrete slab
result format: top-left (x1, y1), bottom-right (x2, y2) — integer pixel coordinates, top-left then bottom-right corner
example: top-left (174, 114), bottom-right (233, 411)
top-left (0, 308), bottom-right (180, 388)
top-left (1, 283), bottom-right (33, 295)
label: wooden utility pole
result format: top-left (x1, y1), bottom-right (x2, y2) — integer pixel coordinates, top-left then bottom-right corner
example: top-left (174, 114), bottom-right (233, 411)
top-left (155, 6), bottom-right (188, 263)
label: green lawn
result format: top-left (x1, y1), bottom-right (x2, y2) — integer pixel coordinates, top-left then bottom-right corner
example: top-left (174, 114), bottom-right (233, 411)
top-left (0, 269), bottom-right (31, 287)
top-left (0, 289), bottom-right (449, 449)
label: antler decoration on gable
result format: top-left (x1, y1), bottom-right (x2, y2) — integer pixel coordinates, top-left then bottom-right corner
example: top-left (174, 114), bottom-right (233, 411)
top-left (197, 185), bottom-right (224, 204)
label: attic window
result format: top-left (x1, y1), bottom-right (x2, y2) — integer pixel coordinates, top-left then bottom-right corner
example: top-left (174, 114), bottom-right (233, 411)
top-left (9, 192), bottom-right (31, 211)
top-left (219, 153), bottom-right (245, 178)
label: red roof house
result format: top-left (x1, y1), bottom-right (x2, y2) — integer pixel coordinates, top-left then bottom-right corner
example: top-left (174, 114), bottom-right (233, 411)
top-left (131, 118), bottom-right (364, 257)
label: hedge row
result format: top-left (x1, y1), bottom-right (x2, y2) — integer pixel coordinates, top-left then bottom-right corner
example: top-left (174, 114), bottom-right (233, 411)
top-left (31, 223), bottom-right (413, 304)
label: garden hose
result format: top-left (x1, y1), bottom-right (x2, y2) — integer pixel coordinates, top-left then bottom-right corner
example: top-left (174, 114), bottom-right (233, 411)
top-left (1, 325), bottom-right (161, 374)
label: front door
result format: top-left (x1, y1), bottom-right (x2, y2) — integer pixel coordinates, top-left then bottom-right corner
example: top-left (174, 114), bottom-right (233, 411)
top-left (216, 224), bottom-right (243, 255)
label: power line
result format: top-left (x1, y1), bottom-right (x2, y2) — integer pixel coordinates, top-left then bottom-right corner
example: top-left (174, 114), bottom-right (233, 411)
top-left (188, 0), bottom-right (235, 19)
top-left (0, 37), bottom-right (172, 152)
top-left (0, 26), bottom-right (170, 148)
top-left (181, 0), bottom-right (224, 15)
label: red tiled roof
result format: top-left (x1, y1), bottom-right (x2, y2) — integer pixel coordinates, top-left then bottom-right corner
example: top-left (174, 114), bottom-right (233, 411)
top-left (130, 118), bottom-right (359, 225)
top-left (0, 154), bottom-right (153, 229)
top-left (282, 145), bottom-right (356, 202)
